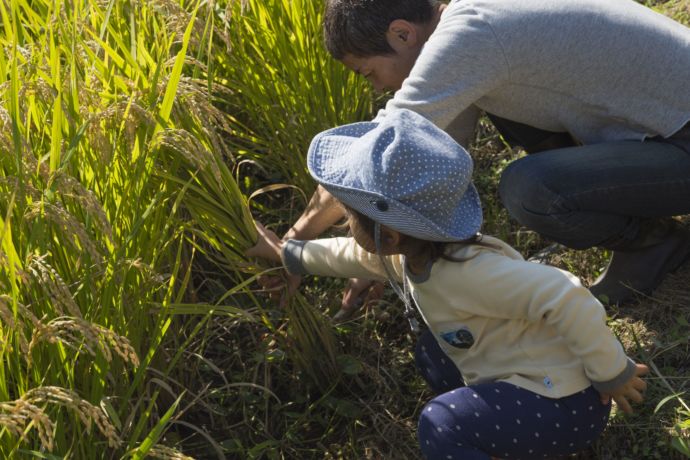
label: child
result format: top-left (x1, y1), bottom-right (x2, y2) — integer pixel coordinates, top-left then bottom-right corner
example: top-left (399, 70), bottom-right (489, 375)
top-left (246, 109), bottom-right (648, 459)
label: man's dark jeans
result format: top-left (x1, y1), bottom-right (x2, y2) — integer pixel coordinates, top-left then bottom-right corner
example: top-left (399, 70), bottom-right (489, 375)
top-left (489, 115), bottom-right (690, 249)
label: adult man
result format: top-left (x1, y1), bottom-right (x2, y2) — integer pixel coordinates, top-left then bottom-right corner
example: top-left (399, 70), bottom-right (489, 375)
top-left (284, 0), bottom-right (690, 306)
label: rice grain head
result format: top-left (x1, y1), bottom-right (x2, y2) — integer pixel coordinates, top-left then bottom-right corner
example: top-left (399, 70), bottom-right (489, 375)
top-left (148, 444), bottom-right (196, 460)
top-left (25, 202), bottom-right (104, 263)
top-left (0, 294), bottom-right (37, 355)
top-left (23, 386), bottom-right (121, 448)
top-left (29, 316), bottom-right (140, 368)
top-left (86, 99), bottom-right (156, 162)
top-left (0, 176), bottom-right (43, 203)
top-left (27, 254), bottom-right (83, 318)
top-left (0, 398), bottom-right (55, 451)
top-left (49, 172), bottom-right (115, 246)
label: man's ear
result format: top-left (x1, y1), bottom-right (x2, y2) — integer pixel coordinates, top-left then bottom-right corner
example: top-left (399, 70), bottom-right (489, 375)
top-left (386, 19), bottom-right (419, 52)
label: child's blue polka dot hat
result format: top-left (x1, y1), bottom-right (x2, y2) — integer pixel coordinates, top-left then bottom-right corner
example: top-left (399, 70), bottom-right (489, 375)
top-left (307, 109), bottom-right (482, 242)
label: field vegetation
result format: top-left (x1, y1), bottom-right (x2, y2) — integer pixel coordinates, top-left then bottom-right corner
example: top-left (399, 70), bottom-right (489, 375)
top-left (0, 0), bottom-right (687, 458)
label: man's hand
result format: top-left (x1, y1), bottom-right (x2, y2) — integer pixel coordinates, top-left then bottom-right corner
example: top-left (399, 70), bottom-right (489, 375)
top-left (283, 185), bottom-right (346, 241)
top-left (599, 363), bottom-right (649, 414)
top-left (332, 278), bottom-right (385, 322)
top-left (245, 223), bottom-right (283, 263)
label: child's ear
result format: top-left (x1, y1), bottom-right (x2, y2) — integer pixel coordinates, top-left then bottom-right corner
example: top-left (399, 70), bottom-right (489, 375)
top-left (386, 19), bottom-right (419, 51)
top-left (381, 227), bottom-right (403, 253)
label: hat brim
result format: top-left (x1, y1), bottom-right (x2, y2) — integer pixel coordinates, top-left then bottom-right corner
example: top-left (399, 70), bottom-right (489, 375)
top-left (323, 181), bottom-right (482, 242)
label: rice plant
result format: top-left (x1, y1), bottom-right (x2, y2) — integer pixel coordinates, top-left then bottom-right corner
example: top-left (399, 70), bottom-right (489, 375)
top-left (2, 0), bottom-right (687, 458)
top-left (151, 127), bottom-right (258, 272)
top-left (0, 0), bottom-right (244, 456)
top-left (213, 0), bottom-right (376, 193)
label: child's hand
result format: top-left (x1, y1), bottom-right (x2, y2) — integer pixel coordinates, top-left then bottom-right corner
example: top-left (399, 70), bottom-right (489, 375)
top-left (245, 223), bottom-right (283, 263)
top-left (599, 363), bottom-right (649, 414)
top-left (255, 270), bottom-right (302, 308)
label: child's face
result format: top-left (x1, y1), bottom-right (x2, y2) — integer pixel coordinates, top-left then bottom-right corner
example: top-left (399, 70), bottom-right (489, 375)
top-left (341, 51), bottom-right (417, 93)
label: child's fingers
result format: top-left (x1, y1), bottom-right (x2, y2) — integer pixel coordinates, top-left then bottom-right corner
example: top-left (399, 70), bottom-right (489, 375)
top-left (613, 394), bottom-right (633, 414)
top-left (257, 274), bottom-right (283, 290)
top-left (278, 274), bottom-right (302, 308)
top-left (628, 389), bottom-right (644, 404)
top-left (635, 363), bottom-right (650, 376)
top-left (363, 281), bottom-right (385, 307)
top-left (633, 376), bottom-right (647, 392)
top-left (341, 278), bottom-right (374, 309)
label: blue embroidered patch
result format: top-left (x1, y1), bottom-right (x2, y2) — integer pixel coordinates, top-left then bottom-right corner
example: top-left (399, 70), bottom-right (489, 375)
top-left (441, 328), bottom-right (474, 349)
top-left (543, 376), bottom-right (554, 389)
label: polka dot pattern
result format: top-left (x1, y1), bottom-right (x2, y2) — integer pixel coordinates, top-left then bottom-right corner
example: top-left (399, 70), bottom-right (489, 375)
top-left (307, 109), bottom-right (483, 242)
top-left (417, 382), bottom-right (611, 460)
top-left (414, 334), bottom-right (612, 459)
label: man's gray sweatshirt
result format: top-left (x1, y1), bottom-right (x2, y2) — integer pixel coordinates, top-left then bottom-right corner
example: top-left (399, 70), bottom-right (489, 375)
top-left (376, 0), bottom-right (690, 145)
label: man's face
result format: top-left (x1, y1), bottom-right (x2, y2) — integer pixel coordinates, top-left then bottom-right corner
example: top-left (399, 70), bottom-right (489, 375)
top-left (341, 51), bottom-right (417, 93)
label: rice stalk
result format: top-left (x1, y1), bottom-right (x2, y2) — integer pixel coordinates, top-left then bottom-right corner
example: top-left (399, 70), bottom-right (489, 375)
top-left (214, 0), bottom-right (375, 192)
top-left (283, 293), bottom-right (341, 390)
top-left (147, 444), bottom-right (195, 460)
top-left (152, 128), bottom-right (258, 271)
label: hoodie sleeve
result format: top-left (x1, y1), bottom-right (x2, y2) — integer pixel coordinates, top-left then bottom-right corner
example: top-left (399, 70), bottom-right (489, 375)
top-left (281, 237), bottom-right (404, 282)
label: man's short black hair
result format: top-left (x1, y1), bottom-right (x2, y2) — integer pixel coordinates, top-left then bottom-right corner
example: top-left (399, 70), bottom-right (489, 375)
top-left (323, 0), bottom-right (439, 60)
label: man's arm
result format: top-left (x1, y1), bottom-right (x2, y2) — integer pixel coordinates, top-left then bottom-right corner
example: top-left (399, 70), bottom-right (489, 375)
top-left (444, 106), bottom-right (480, 148)
top-left (282, 185), bottom-right (346, 241)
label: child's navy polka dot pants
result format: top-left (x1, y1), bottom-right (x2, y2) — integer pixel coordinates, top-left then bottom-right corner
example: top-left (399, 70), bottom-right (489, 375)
top-left (415, 330), bottom-right (611, 459)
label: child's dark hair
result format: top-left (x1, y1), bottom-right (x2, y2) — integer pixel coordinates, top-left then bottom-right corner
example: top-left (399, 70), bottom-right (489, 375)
top-left (345, 206), bottom-right (492, 266)
top-left (323, 0), bottom-right (440, 60)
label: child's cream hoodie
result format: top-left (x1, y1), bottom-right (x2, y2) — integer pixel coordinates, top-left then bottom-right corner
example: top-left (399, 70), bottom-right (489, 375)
top-left (282, 235), bottom-right (635, 398)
